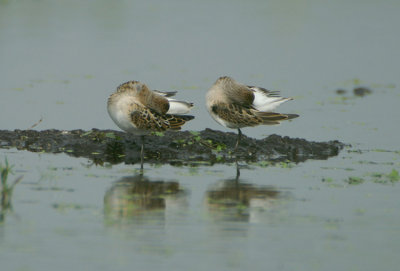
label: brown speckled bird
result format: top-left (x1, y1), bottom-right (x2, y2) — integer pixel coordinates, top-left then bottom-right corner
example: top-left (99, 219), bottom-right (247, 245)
top-left (206, 76), bottom-right (298, 151)
top-left (107, 80), bottom-right (194, 170)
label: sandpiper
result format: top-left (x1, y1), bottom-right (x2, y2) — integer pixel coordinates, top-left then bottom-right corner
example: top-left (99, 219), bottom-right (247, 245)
top-left (206, 76), bottom-right (299, 151)
top-left (107, 80), bottom-right (194, 170)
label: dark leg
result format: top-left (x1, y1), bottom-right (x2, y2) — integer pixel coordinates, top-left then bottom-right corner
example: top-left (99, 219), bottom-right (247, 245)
top-left (140, 135), bottom-right (145, 173)
top-left (234, 128), bottom-right (242, 152)
top-left (234, 128), bottom-right (242, 178)
top-left (235, 158), bottom-right (240, 180)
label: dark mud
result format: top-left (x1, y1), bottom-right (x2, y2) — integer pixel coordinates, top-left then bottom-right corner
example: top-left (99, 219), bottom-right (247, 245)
top-left (335, 86), bottom-right (373, 97)
top-left (0, 129), bottom-right (345, 166)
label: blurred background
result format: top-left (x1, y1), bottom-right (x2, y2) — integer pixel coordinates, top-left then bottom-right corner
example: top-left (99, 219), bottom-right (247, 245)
top-left (1, 0), bottom-right (398, 144)
top-left (1, 1), bottom-right (400, 271)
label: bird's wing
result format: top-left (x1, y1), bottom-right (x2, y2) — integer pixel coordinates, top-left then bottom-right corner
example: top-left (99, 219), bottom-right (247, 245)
top-left (248, 86), bottom-right (293, 112)
top-left (211, 103), bottom-right (265, 127)
top-left (248, 86), bottom-right (281, 97)
top-left (130, 107), bottom-right (193, 131)
top-left (211, 103), bottom-right (298, 127)
top-left (255, 112), bottom-right (299, 124)
top-left (153, 90), bottom-right (177, 97)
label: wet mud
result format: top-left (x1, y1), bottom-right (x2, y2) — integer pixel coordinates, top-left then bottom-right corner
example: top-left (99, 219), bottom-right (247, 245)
top-left (0, 129), bottom-right (345, 166)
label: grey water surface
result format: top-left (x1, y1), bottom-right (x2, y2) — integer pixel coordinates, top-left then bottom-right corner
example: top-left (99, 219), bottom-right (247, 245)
top-left (1, 1), bottom-right (400, 271)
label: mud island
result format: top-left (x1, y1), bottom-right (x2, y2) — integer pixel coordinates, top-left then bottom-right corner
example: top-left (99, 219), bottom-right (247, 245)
top-left (0, 129), bottom-right (345, 166)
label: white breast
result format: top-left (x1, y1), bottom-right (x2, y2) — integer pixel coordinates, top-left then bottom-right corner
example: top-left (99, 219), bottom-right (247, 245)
top-left (107, 97), bottom-right (148, 135)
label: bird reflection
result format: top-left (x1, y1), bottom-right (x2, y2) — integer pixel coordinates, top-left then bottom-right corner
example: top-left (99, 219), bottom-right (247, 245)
top-left (206, 165), bottom-right (287, 223)
top-left (104, 174), bottom-right (186, 225)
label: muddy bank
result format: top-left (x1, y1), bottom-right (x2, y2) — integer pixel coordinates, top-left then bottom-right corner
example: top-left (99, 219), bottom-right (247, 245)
top-left (0, 129), bottom-right (345, 166)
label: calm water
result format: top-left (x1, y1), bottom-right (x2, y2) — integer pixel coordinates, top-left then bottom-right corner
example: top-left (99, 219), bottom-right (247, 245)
top-left (1, 1), bottom-right (400, 270)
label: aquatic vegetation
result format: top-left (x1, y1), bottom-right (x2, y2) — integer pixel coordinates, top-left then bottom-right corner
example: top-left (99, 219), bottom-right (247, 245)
top-left (0, 158), bottom-right (13, 185)
top-left (324, 169), bottom-right (400, 186)
top-left (370, 169), bottom-right (400, 184)
top-left (256, 160), bottom-right (295, 168)
top-left (346, 176), bottom-right (365, 185)
top-left (0, 158), bottom-right (23, 222)
top-left (372, 149), bottom-right (393, 153)
top-left (388, 169), bottom-right (400, 182)
top-left (321, 177), bottom-right (334, 183)
top-left (52, 203), bottom-right (84, 212)
top-left (336, 89), bottom-right (347, 95)
top-left (1, 158), bottom-right (22, 190)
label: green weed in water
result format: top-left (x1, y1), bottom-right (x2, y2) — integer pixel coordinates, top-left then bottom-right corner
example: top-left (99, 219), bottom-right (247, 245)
top-left (255, 160), bottom-right (294, 168)
top-left (1, 158), bottom-right (13, 185)
top-left (326, 169), bottom-right (400, 186)
top-left (52, 203), bottom-right (84, 212)
top-left (372, 149), bottom-right (391, 153)
top-left (346, 177), bottom-right (364, 185)
top-left (371, 169), bottom-right (400, 184)
top-left (388, 169), bottom-right (400, 182)
top-left (1, 158), bottom-right (23, 222)
top-left (322, 177), bottom-right (334, 183)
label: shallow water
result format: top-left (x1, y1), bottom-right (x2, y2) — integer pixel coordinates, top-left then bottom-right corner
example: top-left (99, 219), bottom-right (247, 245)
top-left (1, 1), bottom-right (400, 270)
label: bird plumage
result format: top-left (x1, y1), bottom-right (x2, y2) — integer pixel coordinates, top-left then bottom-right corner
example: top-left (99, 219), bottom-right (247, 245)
top-left (107, 80), bottom-right (194, 171)
top-left (206, 76), bottom-right (298, 151)
top-left (206, 76), bottom-right (298, 129)
top-left (108, 81), bottom-right (194, 135)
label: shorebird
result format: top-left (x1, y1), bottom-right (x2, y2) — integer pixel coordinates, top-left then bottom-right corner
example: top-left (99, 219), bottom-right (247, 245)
top-left (107, 81), bottom-right (194, 170)
top-left (206, 76), bottom-right (299, 152)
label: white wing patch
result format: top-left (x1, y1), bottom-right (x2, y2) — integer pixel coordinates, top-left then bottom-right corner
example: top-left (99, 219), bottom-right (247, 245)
top-left (167, 99), bottom-right (194, 114)
top-left (250, 87), bottom-right (292, 112)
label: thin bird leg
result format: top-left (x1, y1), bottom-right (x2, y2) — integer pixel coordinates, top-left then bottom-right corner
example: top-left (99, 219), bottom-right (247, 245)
top-left (235, 158), bottom-right (240, 179)
top-left (234, 128), bottom-right (242, 151)
top-left (234, 129), bottom-right (242, 174)
top-left (140, 135), bottom-right (145, 172)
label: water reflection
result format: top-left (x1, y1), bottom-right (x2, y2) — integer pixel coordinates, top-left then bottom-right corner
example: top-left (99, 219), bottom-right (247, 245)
top-left (206, 165), bottom-right (289, 223)
top-left (104, 174), bottom-right (187, 226)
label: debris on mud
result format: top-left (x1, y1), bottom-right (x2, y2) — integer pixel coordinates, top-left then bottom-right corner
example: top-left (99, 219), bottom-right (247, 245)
top-left (0, 129), bottom-right (346, 166)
